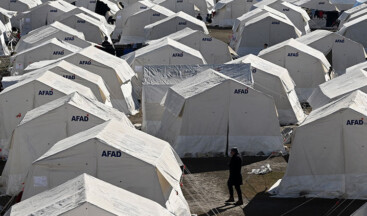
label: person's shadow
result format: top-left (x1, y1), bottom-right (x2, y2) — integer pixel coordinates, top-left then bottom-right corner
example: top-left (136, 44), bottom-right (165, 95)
top-left (198, 203), bottom-right (241, 216)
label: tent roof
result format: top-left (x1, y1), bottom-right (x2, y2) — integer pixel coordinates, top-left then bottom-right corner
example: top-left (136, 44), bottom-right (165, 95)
top-left (131, 4), bottom-right (175, 17)
top-left (17, 0), bottom-right (75, 19)
top-left (6, 174), bottom-right (174, 216)
top-left (20, 21), bottom-right (85, 45)
top-left (148, 27), bottom-right (197, 43)
top-left (134, 38), bottom-right (204, 60)
top-left (20, 92), bottom-right (132, 127)
top-left (281, 1), bottom-right (311, 21)
top-left (294, 0), bottom-right (338, 11)
top-left (296, 29), bottom-right (333, 44)
top-left (338, 3), bottom-right (367, 21)
top-left (0, 70), bottom-right (96, 100)
top-left (259, 38), bottom-right (331, 68)
top-left (0, 7), bottom-right (16, 19)
top-left (302, 90), bottom-right (367, 126)
top-left (144, 11), bottom-right (209, 34)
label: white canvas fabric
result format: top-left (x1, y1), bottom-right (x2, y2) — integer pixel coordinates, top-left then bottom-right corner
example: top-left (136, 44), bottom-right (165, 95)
top-left (338, 3), bottom-right (367, 25)
top-left (124, 38), bottom-right (207, 98)
top-left (142, 64), bottom-right (253, 135)
top-left (112, 0), bottom-right (156, 40)
top-left (54, 6), bottom-right (115, 35)
top-left (10, 38), bottom-right (82, 75)
top-left (2, 92), bottom-right (132, 196)
top-left (0, 7), bottom-right (16, 38)
top-left (330, 0), bottom-right (355, 11)
top-left (24, 46), bottom-right (137, 114)
top-left (0, 21), bottom-right (10, 56)
top-left (16, 0), bottom-right (76, 35)
top-left (5, 174), bottom-right (174, 216)
top-left (0, 71), bottom-right (96, 158)
top-left (227, 54), bottom-right (305, 125)
top-left (192, 0), bottom-right (215, 14)
top-left (211, 0), bottom-right (261, 27)
top-left (15, 21), bottom-right (91, 52)
top-left (258, 38), bottom-right (331, 102)
top-left (252, 0), bottom-right (311, 34)
top-left (58, 12), bottom-right (112, 44)
top-left (153, 0), bottom-right (195, 16)
top-left (0, 0), bottom-right (41, 13)
top-left (22, 120), bottom-right (190, 216)
top-left (352, 203), bottom-right (367, 216)
top-left (294, 0), bottom-right (338, 11)
top-left (274, 90), bottom-right (367, 199)
top-left (16, 61), bottom-right (112, 105)
top-left (63, 0), bottom-right (120, 15)
top-left (118, 4), bottom-right (175, 44)
top-left (338, 14), bottom-right (367, 51)
top-left (233, 11), bottom-right (302, 56)
top-left (157, 69), bottom-right (284, 157)
top-left (339, 6), bottom-right (367, 27)
top-left (144, 12), bottom-right (209, 41)
top-left (308, 66), bottom-right (367, 109)
top-left (148, 28), bottom-right (231, 64)
top-left (297, 30), bottom-right (366, 75)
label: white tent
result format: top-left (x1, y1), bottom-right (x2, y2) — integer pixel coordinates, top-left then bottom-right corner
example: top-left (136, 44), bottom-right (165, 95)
top-left (2, 92), bottom-right (133, 195)
top-left (252, 0), bottom-right (311, 34)
top-left (153, 0), bottom-right (195, 16)
top-left (0, 0), bottom-right (41, 13)
top-left (54, 6), bottom-right (115, 35)
top-left (22, 120), bottom-right (190, 216)
top-left (0, 21), bottom-right (10, 56)
top-left (258, 38), bottom-right (331, 101)
top-left (15, 21), bottom-right (91, 52)
top-left (25, 46), bottom-right (137, 114)
top-left (0, 7), bottom-right (16, 38)
top-left (192, 0), bottom-right (215, 14)
top-left (5, 174), bottom-right (174, 216)
top-left (0, 71), bottom-right (96, 157)
top-left (211, 0), bottom-right (261, 27)
top-left (144, 12), bottom-right (209, 41)
top-left (274, 90), bottom-right (367, 199)
top-left (123, 38), bottom-right (207, 97)
top-left (308, 66), bottom-right (367, 109)
top-left (339, 5), bottom-right (367, 27)
top-left (148, 28), bottom-right (232, 64)
top-left (330, 0), bottom-right (355, 11)
top-left (18, 61), bottom-right (112, 105)
top-left (296, 30), bottom-right (366, 75)
top-left (11, 38), bottom-right (82, 75)
top-left (112, 0), bottom-right (155, 40)
top-left (16, 0), bottom-right (75, 35)
top-left (58, 12), bottom-right (112, 44)
top-left (294, 0), bottom-right (338, 11)
top-left (118, 4), bottom-right (175, 44)
top-left (227, 54), bottom-right (305, 125)
top-left (338, 14), bottom-right (367, 51)
top-left (157, 69), bottom-right (284, 157)
top-left (63, 0), bottom-right (120, 15)
top-left (338, 3), bottom-right (367, 26)
top-left (142, 64), bottom-right (253, 135)
top-left (233, 10), bottom-right (302, 56)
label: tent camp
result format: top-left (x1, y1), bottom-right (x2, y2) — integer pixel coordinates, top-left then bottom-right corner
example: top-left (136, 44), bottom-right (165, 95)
top-left (338, 14), bottom-right (367, 51)
top-left (232, 10), bottom-right (302, 56)
top-left (144, 12), bottom-right (209, 40)
top-left (338, 3), bottom-right (367, 27)
top-left (54, 6), bottom-right (115, 35)
top-left (63, 0), bottom-right (120, 16)
top-left (308, 66), bottom-right (367, 109)
top-left (211, 0), bottom-right (261, 27)
top-left (0, 21), bottom-right (10, 56)
top-left (157, 69), bottom-right (284, 157)
top-left (0, 71), bottom-right (96, 158)
top-left (21, 120), bottom-right (190, 216)
top-left (227, 54), bottom-right (305, 125)
top-left (15, 21), bottom-right (90, 52)
top-left (5, 174), bottom-right (175, 216)
top-left (153, 0), bottom-right (195, 16)
top-left (25, 46), bottom-right (137, 114)
top-left (148, 28), bottom-right (231, 64)
top-left (142, 64), bottom-right (253, 135)
top-left (0, 0), bottom-right (41, 13)
top-left (273, 90), bottom-right (367, 199)
top-left (2, 92), bottom-right (133, 195)
top-left (112, 0), bottom-right (155, 40)
top-left (258, 38), bottom-right (331, 101)
top-left (296, 30), bottom-right (366, 75)
top-left (118, 4), bottom-right (175, 44)
top-left (252, 0), bottom-right (311, 34)
top-left (17, 61), bottom-right (112, 105)
top-left (10, 38), bottom-right (82, 75)
top-left (123, 38), bottom-right (206, 96)
top-left (16, 0), bottom-right (75, 35)
top-left (58, 12), bottom-right (112, 44)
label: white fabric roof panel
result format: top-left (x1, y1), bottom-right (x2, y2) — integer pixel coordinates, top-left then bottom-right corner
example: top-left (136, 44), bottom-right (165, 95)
top-left (0, 0), bottom-right (41, 13)
top-left (153, 0), bottom-right (195, 16)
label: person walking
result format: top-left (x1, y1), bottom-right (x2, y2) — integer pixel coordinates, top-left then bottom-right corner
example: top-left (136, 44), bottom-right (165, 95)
top-left (226, 147), bottom-right (243, 205)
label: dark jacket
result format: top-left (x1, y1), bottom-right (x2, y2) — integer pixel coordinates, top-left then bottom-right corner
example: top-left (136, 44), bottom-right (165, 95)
top-left (228, 154), bottom-right (243, 185)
